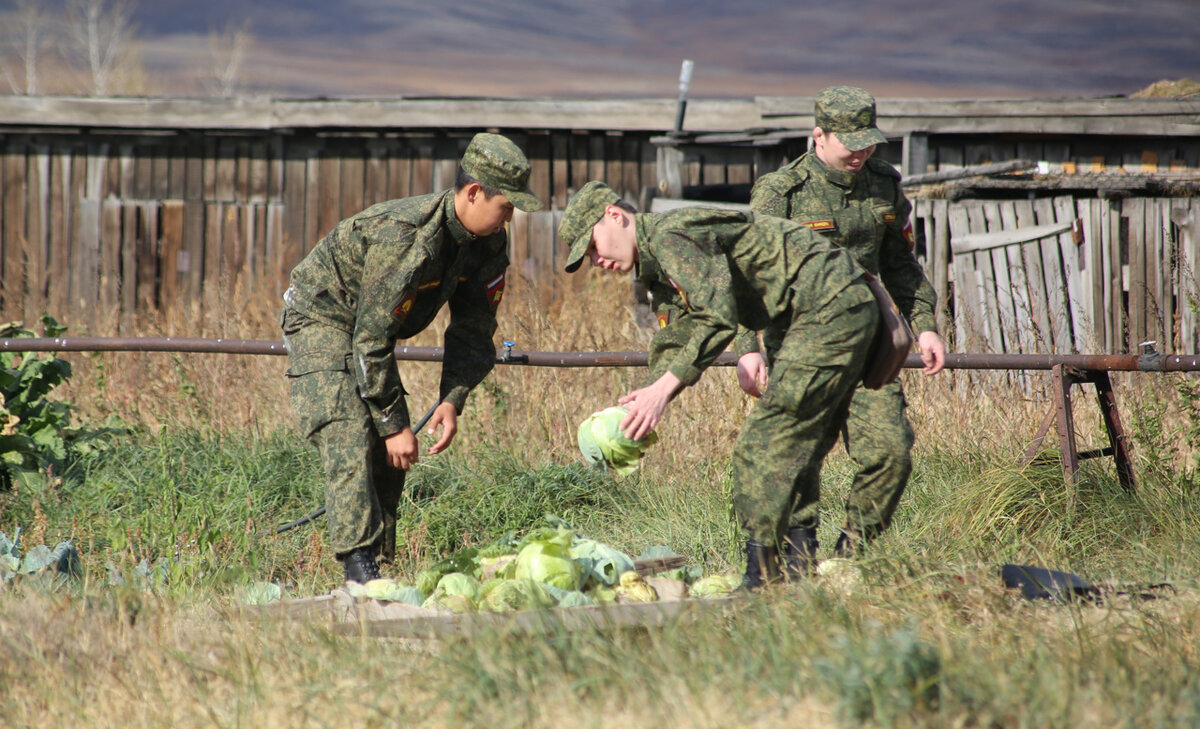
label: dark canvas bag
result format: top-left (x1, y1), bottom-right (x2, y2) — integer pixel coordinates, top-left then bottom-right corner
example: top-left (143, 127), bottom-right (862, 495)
top-left (860, 272), bottom-right (915, 389)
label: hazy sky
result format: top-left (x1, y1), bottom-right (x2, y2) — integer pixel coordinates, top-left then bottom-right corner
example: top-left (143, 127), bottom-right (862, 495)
top-left (12, 0), bottom-right (1200, 98)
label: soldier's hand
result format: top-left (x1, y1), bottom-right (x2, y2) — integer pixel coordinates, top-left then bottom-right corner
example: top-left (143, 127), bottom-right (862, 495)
top-left (425, 401), bottom-right (459, 455)
top-left (736, 352), bottom-right (768, 397)
top-left (918, 330), bottom-right (947, 375)
top-left (618, 371), bottom-right (682, 441)
top-left (384, 429), bottom-right (420, 470)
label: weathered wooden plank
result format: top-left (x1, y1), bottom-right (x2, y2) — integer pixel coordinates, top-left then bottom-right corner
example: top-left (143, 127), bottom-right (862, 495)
top-left (151, 143), bottom-right (170, 201)
top-left (529, 210), bottom-right (555, 278)
top-left (341, 151), bottom-right (365, 221)
top-left (182, 136), bottom-right (206, 300)
top-left (432, 135), bottom-right (458, 194)
top-left (137, 202), bottom-right (159, 310)
top-left (929, 200), bottom-right (951, 335)
top-left (605, 133), bottom-right (623, 194)
top-left (508, 209), bottom-right (532, 282)
top-left (569, 130), bottom-right (590, 197)
top-left (4, 142), bottom-right (30, 314)
top-left (1052, 197), bottom-right (1087, 352)
top-left (247, 141), bottom-right (268, 203)
top-left (316, 149), bottom-right (341, 243)
top-left (216, 139), bottom-right (238, 203)
top-left (981, 202), bottom-right (1018, 354)
top-left (121, 203), bottom-right (139, 319)
top-left (1029, 198), bottom-right (1071, 352)
top-left (1126, 197), bottom-right (1147, 349)
top-left (47, 151), bottom-right (70, 316)
top-left (948, 204), bottom-right (982, 351)
top-left (99, 198), bottom-right (122, 318)
top-left (167, 140), bottom-right (186, 200)
top-left (364, 139), bottom-right (388, 208)
top-left (267, 136), bottom-right (284, 203)
top-left (281, 143), bottom-right (309, 276)
top-left (588, 133), bottom-right (606, 184)
top-left (409, 138), bottom-right (434, 197)
top-left (1012, 199), bottom-right (1052, 352)
top-left (1154, 201), bottom-right (1172, 350)
top-left (25, 145), bottom-right (49, 318)
top-left (1074, 198), bottom-right (1105, 352)
top-left (551, 133), bottom-right (569, 210)
top-left (1180, 199), bottom-right (1200, 353)
top-left (161, 200), bottom-right (185, 310)
top-left (387, 139), bottom-right (412, 200)
top-left (266, 202), bottom-right (285, 295)
top-left (998, 202), bottom-right (1036, 355)
top-left (1106, 198), bottom-right (1124, 352)
top-left (116, 143), bottom-right (134, 199)
top-left (221, 202), bottom-right (243, 288)
top-left (76, 199), bottom-right (100, 313)
top-left (204, 202), bottom-right (223, 297)
top-left (950, 220), bottom-right (1074, 253)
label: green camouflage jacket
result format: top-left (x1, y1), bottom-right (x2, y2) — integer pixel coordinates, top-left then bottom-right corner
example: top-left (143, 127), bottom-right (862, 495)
top-left (634, 208), bottom-right (866, 387)
top-left (750, 152), bottom-right (938, 334)
top-left (283, 189), bottom-right (508, 435)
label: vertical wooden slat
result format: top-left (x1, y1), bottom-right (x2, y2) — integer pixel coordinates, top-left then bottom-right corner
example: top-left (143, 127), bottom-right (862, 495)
top-left (137, 202), bottom-right (159, 311)
top-left (364, 139), bottom-right (388, 208)
top-left (997, 201), bottom-right (1034, 357)
top-left (99, 198), bottom-right (122, 318)
top-left (248, 141), bottom-right (268, 203)
top-left (281, 141), bottom-right (310, 277)
top-left (204, 202), bottom-right (223, 295)
top-left (1076, 198), bottom-right (1106, 351)
top-left (341, 150), bottom-right (365, 218)
top-left (267, 136), bottom-right (284, 203)
top-left (1126, 197), bottom-right (1147, 349)
top-left (569, 130), bottom-right (590, 197)
top-left (622, 136), bottom-right (641, 198)
top-left (948, 204), bottom-right (981, 351)
top-left (1052, 196), bottom-right (1087, 352)
top-left (151, 143), bottom-right (170, 201)
top-left (304, 143), bottom-right (324, 251)
top-left (551, 133), bottom-right (569, 209)
top-left (1013, 198), bottom-right (1052, 352)
top-left (1155, 201), bottom-right (1172, 350)
top-left (966, 202), bottom-right (1002, 352)
top-left (387, 138), bottom-right (412, 201)
top-left (216, 139), bottom-right (237, 203)
top-left (161, 200), bottom-right (185, 311)
top-left (605, 133), bottom-right (622, 193)
top-left (525, 132), bottom-right (551, 209)
top-left (266, 202), bottom-right (285, 294)
top-left (121, 203), bottom-right (139, 320)
top-left (409, 138), bottom-right (434, 197)
top-left (929, 199), bottom-right (951, 336)
top-left (433, 135), bottom-right (458, 193)
top-left (221, 202), bottom-right (242, 289)
top-left (509, 209), bottom-right (532, 281)
top-left (588, 133), bottom-right (605, 184)
top-left (25, 145), bottom-right (49, 318)
top-left (47, 150), bottom-right (70, 316)
top-left (3, 143), bottom-right (28, 316)
top-left (317, 148), bottom-right (342, 241)
top-left (1031, 197), bottom-right (1071, 352)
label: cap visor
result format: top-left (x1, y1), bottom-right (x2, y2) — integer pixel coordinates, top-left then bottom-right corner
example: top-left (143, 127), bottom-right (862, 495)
top-left (506, 189), bottom-right (543, 212)
top-left (838, 128), bottom-right (889, 152)
top-left (563, 230), bottom-right (592, 273)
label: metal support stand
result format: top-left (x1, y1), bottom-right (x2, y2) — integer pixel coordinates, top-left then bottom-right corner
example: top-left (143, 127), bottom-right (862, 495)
top-left (1021, 365), bottom-right (1136, 492)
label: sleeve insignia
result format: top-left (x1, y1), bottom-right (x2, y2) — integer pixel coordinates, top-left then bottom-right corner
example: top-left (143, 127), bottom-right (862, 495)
top-left (657, 313), bottom-right (669, 329)
top-left (803, 219), bottom-right (836, 232)
top-left (393, 293), bottom-right (415, 318)
top-left (486, 273), bottom-right (506, 306)
top-left (902, 220), bottom-right (915, 250)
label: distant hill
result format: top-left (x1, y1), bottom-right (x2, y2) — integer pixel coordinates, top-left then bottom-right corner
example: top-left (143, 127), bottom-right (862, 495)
top-left (24, 0), bottom-right (1200, 99)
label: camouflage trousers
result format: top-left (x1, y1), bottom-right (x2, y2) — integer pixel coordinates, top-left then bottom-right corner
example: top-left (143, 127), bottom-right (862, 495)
top-left (281, 307), bottom-right (405, 559)
top-left (730, 282), bottom-right (879, 547)
top-left (833, 378), bottom-right (914, 541)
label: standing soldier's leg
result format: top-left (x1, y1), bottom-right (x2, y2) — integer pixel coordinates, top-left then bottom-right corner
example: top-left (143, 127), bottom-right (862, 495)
top-left (371, 440), bottom-right (406, 564)
top-left (837, 381), bottom-right (914, 555)
top-left (284, 312), bottom-right (384, 583)
top-left (733, 295), bottom-right (878, 587)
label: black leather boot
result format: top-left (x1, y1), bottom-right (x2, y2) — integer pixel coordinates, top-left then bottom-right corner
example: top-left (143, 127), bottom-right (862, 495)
top-left (340, 546), bottom-right (381, 584)
top-left (782, 526), bottom-right (819, 580)
top-left (740, 539), bottom-right (778, 591)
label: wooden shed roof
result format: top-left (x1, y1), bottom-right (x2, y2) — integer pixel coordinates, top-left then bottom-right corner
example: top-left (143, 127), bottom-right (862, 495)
top-left (1, 94), bottom-right (1198, 137)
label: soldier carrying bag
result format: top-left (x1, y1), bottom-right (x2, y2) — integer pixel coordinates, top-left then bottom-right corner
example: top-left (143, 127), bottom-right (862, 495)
top-left (860, 272), bottom-right (915, 389)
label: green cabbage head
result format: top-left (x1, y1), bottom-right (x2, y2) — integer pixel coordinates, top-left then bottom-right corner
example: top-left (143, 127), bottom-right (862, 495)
top-left (513, 528), bottom-right (584, 591)
top-left (576, 406), bottom-right (658, 476)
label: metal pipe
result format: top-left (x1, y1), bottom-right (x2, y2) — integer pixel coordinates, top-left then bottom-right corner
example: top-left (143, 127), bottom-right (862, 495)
top-left (3, 337), bottom-right (1200, 372)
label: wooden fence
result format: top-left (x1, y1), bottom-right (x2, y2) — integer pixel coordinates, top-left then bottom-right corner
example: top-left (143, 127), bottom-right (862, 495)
top-left (0, 129), bottom-right (660, 325)
top-left (913, 196), bottom-right (1200, 356)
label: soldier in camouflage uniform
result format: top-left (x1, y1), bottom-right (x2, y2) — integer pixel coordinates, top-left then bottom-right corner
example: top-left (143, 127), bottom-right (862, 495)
top-left (281, 133), bottom-right (542, 584)
top-left (561, 180), bottom-right (879, 589)
top-left (748, 86), bottom-right (947, 562)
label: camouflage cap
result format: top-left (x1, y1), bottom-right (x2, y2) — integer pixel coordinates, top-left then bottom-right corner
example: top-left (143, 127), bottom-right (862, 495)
top-left (461, 132), bottom-right (543, 212)
top-left (814, 86), bottom-right (888, 152)
top-left (561, 181), bottom-right (620, 273)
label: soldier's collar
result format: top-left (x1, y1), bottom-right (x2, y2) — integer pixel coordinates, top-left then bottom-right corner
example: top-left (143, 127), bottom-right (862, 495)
top-left (806, 153), bottom-right (858, 188)
top-left (444, 190), bottom-right (480, 244)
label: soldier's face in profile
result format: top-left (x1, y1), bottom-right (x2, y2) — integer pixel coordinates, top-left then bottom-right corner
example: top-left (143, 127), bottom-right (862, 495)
top-left (814, 128), bottom-right (876, 173)
top-left (586, 206), bottom-right (637, 273)
top-left (459, 185), bottom-right (515, 236)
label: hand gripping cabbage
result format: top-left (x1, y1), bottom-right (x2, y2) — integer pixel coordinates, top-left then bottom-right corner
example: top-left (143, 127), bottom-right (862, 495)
top-left (576, 406), bottom-right (658, 476)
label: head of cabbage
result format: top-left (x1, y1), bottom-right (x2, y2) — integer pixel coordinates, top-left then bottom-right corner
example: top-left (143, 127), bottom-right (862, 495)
top-left (577, 406), bottom-right (658, 476)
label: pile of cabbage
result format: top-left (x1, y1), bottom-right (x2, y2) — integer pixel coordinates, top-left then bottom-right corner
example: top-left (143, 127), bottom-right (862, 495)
top-left (577, 406), bottom-right (658, 476)
top-left (342, 521), bottom-right (743, 613)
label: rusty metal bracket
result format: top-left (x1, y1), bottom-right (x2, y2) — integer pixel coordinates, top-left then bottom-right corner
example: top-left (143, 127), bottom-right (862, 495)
top-left (1021, 364), bottom-right (1136, 493)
